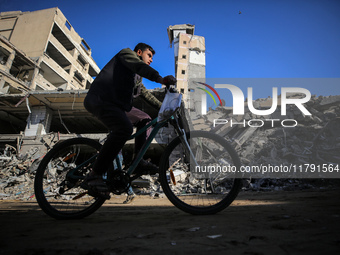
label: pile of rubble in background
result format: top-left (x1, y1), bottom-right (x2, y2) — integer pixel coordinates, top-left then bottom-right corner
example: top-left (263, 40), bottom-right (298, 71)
top-left (198, 94), bottom-right (340, 191)
top-left (0, 145), bottom-right (40, 200)
top-left (0, 94), bottom-right (339, 200)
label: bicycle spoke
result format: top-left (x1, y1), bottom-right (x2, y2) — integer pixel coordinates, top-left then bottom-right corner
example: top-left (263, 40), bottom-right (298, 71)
top-left (35, 138), bottom-right (106, 219)
top-left (160, 131), bottom-right (242, 214)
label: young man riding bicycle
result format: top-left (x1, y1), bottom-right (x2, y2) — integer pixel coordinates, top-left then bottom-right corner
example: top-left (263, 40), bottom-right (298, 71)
top-left (83, 43), bottom-right (176, 200)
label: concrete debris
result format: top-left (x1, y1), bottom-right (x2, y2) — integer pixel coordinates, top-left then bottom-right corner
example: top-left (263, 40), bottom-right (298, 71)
top-left (131, 175), bottom-right (165, 198)
top-left (195, 94), bottom-right (340, 191)
top-left (0, 144), bottom-right (40, 200)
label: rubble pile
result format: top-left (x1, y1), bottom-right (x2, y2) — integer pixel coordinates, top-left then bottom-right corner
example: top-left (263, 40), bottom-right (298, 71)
top-left (131, 175), bottom-right (165, 198)
top-left (0, 145), bottom-right (40, 200)
top-left (201, 94), bottom-right (340, 191)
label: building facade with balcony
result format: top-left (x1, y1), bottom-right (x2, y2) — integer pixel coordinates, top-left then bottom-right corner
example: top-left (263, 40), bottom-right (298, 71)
top-left (0, 7), bottom-right (100, 93)
top-left (0, 8), bottom-right (102, 155)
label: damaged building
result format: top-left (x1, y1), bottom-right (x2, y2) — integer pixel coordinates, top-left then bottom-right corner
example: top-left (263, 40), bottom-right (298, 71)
top-left (0, 8), bottom-right (99, 91)
top-left (0, 8), bottom-right (102, 153)
top-left (167, 24), bottom-right (207, 120)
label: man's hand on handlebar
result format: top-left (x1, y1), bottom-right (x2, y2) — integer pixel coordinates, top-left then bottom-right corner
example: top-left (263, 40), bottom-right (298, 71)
top-left (157, 75), bottom-right (177, 88)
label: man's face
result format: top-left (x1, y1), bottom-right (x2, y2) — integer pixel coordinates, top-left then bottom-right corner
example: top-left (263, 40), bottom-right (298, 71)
top-left (137, 49), bottom-right (153, 65)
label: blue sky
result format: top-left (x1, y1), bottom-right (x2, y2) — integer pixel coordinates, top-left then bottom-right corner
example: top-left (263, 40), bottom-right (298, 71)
top-left (1, 0), bottom-right (339, 101)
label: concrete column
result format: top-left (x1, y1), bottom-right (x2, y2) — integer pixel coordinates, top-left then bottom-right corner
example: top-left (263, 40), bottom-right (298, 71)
top-left (24, 105), bottom-right (53, 137)
top-left (5, 50), bottom-right (15, 72)
top-left (85, 62), bottom-right (90, 74)
top-left (0, 78), bottom-right (9, 93)
top-left (69, 48), bottom-right (77, 57)
top-left (28, 57), bottom-right (41, 90)
top-left (28, 66), bottom-right (40, 90)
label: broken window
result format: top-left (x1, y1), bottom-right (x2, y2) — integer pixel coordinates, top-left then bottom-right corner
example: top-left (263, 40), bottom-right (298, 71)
top-left (77, 54), bottom-right (87, 68)
top-left (51, 23), bottom-right (75, 53)
top-left (88, 64), bottom-right (99, 78)
top-left (81, 39), bottom-right (91, 55)
top-left (74, 71), bottom-right (84, 85)
top-left (65, 20), bottom-right (72, 30)
top-left (46, 42), bottom-right (71, 72)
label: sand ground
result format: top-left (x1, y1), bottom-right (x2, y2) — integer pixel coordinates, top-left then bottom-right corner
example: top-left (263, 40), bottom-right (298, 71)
top-left (0, 189), bottom-right (340, 255)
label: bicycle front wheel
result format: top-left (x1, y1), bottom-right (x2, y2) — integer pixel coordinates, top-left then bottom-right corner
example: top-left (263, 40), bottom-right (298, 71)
top-left (159, 131), bottom-right (242, 215)
top-left (34, 138), bottom-right (106, 220)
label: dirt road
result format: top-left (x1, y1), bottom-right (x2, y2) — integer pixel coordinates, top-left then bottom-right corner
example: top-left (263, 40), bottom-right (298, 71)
top-left (1, 189), bottom-right (340, 255)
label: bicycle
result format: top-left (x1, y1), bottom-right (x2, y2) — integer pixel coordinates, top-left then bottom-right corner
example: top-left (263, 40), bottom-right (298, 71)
top-left (34, 88), bottom-right (242, 219)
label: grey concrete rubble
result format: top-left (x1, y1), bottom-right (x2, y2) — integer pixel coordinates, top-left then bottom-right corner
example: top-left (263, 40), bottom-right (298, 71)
top-left (1, 94), bottom-right (340, 200)
top-left (0, 144), bottom-right (39, 200)
top-left (196, 94), bottom-right (340, 191)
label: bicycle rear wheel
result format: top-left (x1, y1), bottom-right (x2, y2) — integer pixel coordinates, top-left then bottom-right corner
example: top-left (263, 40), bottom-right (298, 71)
top-left (34, 138), bottom-right (106, 219)
top-left (159, 131), bottom-right (242, 215)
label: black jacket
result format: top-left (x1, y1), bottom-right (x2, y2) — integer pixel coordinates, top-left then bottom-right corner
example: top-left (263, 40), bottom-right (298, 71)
top-left (88, 48), bottom-right (161, 111)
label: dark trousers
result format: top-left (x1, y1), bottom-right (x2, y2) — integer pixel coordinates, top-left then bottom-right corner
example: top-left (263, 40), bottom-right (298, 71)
top-left (84, 93), bottom-right (151, 174)
top-left (126, 107), bottom-right (152, 155)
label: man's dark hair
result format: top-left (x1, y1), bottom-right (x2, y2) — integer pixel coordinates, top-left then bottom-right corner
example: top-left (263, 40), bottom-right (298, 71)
top-left (134, 43), bottom-right (155, 55)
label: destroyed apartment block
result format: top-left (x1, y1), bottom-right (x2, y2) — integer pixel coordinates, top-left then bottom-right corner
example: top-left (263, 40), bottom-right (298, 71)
top-left (0, 7), bottom-right (105, 156)
top-left (0, 8), bottom-right (100, 91)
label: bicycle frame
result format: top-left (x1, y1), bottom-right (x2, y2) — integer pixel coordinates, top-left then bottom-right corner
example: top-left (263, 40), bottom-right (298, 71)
top-left (68, 96), bottom-right (194, 181)
top-left (118, 107), bottom-right (193, 175)
top-left (120, 117), bottom-right (166, 174)
top-left (67, 117), bottom-right (164, 179)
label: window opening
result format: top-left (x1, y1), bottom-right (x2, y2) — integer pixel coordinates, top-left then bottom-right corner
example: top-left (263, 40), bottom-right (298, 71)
top-left (65, 20), bottom-right (71, 30)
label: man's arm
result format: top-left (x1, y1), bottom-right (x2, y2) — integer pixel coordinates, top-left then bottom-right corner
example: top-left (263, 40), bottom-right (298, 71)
top-left (118, 48), bottom-right (176, 87)
top-left (139, 83), bottom-right (162, 110)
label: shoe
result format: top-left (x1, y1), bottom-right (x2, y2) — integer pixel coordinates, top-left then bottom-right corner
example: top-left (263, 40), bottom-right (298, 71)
top-left (135, 159), bottom-right (159, 175)
top-left (81, 172), bottom-right (110, 199)
top-left (123, 193), bottom-right (136, 204)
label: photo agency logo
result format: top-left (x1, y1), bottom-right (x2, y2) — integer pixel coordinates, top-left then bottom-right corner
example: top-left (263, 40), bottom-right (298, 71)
top-left (194, 79), bottom-right (312, 128)
top-left (195, 82), bottom-right (223, 107)
top-left (190, 78), bottom-right (340, 179)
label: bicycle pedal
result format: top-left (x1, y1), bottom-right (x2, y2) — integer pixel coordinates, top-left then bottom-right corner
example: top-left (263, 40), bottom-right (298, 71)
top-left (87, 188), bottom-right (110, 200)
top-left (72, 192), bottom-right (88, 200)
